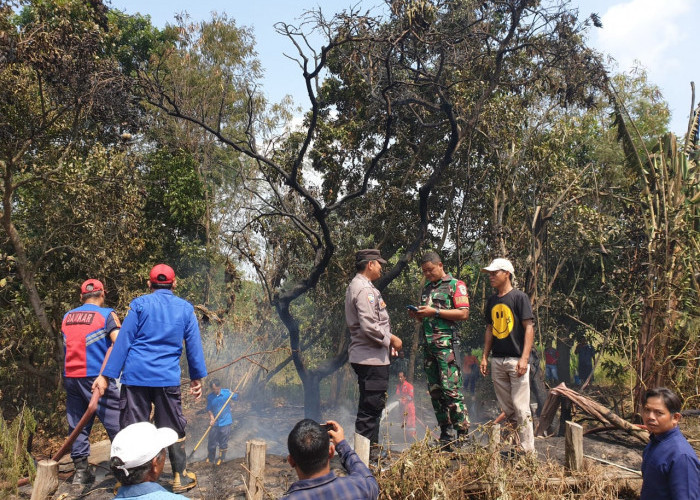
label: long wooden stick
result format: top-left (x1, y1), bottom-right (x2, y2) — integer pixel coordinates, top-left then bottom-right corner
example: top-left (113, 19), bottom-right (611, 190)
top-left (189, 368), bottom-right (253, 458)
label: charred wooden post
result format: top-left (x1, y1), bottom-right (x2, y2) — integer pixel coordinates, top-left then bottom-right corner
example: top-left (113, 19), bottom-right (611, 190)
top-left (354, 433), bottom-right (370, 465)
top-left (30, 459), bottom-right (58, 500)
top-left (245, 439), bottom-right (266, 500)
top-left (565, 421), bottom-right (583, 472)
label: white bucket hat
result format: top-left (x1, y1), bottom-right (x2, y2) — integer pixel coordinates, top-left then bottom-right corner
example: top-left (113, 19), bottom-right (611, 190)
top-left (110, 422), bottom-right (178, 474)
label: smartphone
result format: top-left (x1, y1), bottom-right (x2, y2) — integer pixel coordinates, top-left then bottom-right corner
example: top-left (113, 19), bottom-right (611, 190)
top-left (406, 305), bottom-right (418, 311)
top-left (321, 423), bottom-right (334, 432)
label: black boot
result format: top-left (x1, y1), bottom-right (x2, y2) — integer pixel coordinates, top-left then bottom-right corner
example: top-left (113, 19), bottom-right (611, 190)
top-left (72, 457), bottom-right (94, 485)
top-left (170, 439), bottom-right (197, 493)
top-left (439, 426), bottom-right (454, 450)
top-left (455, 423), bottom-right (470, 447)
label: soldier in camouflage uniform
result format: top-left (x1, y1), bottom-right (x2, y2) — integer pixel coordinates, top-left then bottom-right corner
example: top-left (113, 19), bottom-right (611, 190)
top-left (409, 252), bottom-right (470, 445)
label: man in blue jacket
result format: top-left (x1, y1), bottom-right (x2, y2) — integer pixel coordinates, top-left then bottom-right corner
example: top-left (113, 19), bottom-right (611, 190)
top-left (640, 387), bottom-right (700, 500)
top-left (94, 264), bottom-right (208, 493)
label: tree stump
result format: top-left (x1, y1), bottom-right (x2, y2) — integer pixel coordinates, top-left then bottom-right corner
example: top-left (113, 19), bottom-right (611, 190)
top-left (30, 459), bottom-right (58, 500)
top-left (245, 439), bottom-right (266, 500)
top-left (565, 421), bottom-right (583, 472)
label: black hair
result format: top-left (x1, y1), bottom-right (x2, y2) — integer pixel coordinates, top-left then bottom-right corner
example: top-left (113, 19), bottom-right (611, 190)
top-left (210, 378), bottom-right (221, 388)
top-left (420, 251), bottom-right (442, 266)
top-left (643, 387), bottom-right (682, 414)
top-left (356, 260), bottom-right (370, 272)
top-left (150, 282), bottom-right (173, 290)
top-left (81, 290), bottom-right (103, 300)
top-left (287, 419), bottom-right (329, 476)
top-left (110, 455), bottom-right (154, 485)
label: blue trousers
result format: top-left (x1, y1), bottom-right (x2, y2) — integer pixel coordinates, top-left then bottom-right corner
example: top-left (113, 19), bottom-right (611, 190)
top-left (64, 376), bottom-right (120, 460)
top-left (207, 424), bottom-right (231, 460)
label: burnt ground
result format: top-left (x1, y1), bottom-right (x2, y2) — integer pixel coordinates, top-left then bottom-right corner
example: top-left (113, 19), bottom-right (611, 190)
top-left (13, 388), bottom-right (700, 499)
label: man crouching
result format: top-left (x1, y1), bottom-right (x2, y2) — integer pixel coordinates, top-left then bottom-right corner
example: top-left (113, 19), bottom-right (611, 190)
top-left (284, 419), bottom-right (378, 499)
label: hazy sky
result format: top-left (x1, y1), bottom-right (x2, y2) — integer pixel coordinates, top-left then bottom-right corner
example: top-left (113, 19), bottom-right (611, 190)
top-left (107, 0), bottom-right (698, 136)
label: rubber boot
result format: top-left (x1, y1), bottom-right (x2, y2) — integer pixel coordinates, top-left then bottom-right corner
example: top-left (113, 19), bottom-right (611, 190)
top-left (72, 457), bottom-right (94, 485)
top-left (170, 439), bottom-right (197, 493)
top-left (216, 448), bottom-right (227, 466)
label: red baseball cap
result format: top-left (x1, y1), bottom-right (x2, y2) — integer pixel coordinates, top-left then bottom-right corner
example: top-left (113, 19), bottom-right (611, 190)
top-left (81, 279), bottom-right (104, 294)
top-left (149, 264), bottom-right (175, 284)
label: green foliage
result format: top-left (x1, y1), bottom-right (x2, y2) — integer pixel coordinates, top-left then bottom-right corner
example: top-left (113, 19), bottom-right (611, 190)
top-left (0, 405), bottom-right (36, 494)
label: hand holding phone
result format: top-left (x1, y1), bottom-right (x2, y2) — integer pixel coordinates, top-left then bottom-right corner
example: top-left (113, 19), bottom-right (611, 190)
top-left (406, 305), bottom-right (418, 311)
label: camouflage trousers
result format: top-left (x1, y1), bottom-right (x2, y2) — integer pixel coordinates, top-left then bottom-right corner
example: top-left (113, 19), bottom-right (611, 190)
top-left (423, 339), bottom-right (469, 430)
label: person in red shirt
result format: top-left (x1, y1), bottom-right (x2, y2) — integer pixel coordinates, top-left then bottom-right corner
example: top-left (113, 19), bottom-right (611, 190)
top-left (395, 371), bottom-right (416, 439)
top-left (461, 348), bottom-right (479, 395)
top-left (544, 341), bottom-right (559, 383)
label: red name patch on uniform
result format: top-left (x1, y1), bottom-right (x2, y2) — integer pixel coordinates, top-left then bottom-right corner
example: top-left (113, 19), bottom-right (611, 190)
top-left (453, 281), bottom-right (470, 308)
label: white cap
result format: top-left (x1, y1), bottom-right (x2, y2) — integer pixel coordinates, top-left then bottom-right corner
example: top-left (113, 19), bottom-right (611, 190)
top-left (482, 258), bottom-right (515, 277)
top-left (110, 422), bottom-right (178, 474)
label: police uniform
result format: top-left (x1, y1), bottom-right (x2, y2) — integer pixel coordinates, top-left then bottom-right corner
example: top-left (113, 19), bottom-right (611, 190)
top-left (62, 280), bottom-right (121, 483)
top-left (345, 265), bottom-right (393, 445)
top-left (420, 274), bottom-right (470, 433)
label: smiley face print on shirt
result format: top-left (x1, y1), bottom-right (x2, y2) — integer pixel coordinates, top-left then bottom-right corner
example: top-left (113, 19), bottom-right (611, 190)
top-left (491, 303), bottom-right (514, 339)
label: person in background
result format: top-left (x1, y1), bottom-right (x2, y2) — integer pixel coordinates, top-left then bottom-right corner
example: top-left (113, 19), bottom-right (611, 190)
top-left (206, 379), bottom-right (237, 465)
top-left (110, 422), bottom-right (186, 499)
top-left (62, 279), bottom-right (121, 485)
top-left (544, 341), bottom-right (559, 383)
top-left (480, 258), bottom-right (536, 454)
top-left (462, 348), bottom-right (479, 395)
top-left (640, 387), bottom-right (700, 500)
top-left (395, 371), bottom-right (416, 439)
top-left (575, 340), bottom-right (595, 384)
top-left (284, 419), bottom-right (378, 500)
top-left (94, 264), bottom-right (208, 493)
top-left (345, 248), bottom-right (403, 461)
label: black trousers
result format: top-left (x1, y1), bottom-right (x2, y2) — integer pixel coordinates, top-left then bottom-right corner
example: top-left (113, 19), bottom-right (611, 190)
top-left (351, 363), bottom-right (390, 444)
top-left (119, 385), bottom-right (187, 438)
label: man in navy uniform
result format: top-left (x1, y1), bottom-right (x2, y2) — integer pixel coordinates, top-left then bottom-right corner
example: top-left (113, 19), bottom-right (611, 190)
top-left (94, 264), bottom-right (207, 493)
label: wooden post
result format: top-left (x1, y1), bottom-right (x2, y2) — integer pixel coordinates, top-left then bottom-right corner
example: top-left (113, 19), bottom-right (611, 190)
top-left (30, 459), bottom-right (58, 500)
top-left (488, 424), bottom-right (501, 474)
top-left (565, 421), bottom-right (583, 472)
top-left (354, 433), bottom-right (370, 466)
top-left (245, 439), bottom-right (266, 500)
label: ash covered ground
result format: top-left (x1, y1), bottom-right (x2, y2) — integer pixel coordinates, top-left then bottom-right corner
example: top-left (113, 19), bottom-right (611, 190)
top-left (14, 383), bottom-right (684, 499)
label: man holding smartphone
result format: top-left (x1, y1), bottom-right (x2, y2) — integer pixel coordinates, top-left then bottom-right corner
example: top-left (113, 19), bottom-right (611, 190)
top-left (409, 251), bottom-right (470, 447)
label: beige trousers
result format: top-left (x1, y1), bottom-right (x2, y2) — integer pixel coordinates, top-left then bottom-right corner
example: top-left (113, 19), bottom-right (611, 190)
top-left (491, 357), bottom-right (535, 452)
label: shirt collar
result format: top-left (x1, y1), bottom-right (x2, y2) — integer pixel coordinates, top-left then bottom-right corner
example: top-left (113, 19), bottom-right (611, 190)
top-left (650, 425), bottom-right (681, 443)
top-left (429, 273), bottom-right (452, 287)
top-left (152, 288), bottom-right (174, 295)
top-left (285, 471), bottom-right (337, 494)
top-left (115, 482), bottom-right (168, 498)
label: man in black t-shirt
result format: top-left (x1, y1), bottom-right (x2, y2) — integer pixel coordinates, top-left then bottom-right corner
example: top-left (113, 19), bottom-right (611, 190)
top-left (479, 258), bottom-right (535, 453)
